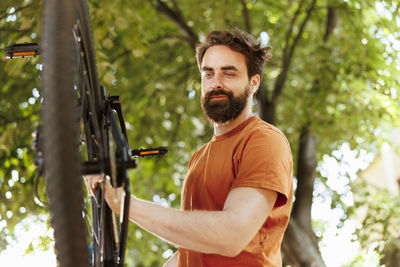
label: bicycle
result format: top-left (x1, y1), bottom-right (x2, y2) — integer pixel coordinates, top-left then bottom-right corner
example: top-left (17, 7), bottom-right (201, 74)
top-left (5, 0), bottom-right (167, 266)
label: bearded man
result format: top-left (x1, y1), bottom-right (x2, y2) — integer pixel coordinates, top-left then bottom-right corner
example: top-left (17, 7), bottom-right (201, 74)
top-left (87, 29), bottom-right (293, 267)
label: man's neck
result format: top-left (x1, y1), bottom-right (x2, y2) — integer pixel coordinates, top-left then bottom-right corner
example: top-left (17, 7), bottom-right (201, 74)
top-left (213, 107), bottom-right (253, 136)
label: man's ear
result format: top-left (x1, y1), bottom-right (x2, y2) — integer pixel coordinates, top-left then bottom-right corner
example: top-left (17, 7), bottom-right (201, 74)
top-left (250, 74), bottom-right (261, 94)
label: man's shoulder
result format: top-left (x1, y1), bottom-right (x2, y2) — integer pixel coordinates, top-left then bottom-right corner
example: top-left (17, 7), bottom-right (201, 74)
top-left (242, 116), bottom-right (290, 146)
top-left (189, 142), bottom-right (210, 160)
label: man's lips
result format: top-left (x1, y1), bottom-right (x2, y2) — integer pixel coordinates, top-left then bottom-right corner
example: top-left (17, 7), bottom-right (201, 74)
top-left (210, 95), bottom-right (228, 100)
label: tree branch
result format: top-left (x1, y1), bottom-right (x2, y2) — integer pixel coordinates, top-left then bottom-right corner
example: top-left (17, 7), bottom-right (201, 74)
top-left (151, 0), bottom-right (199, 49)
top-left (170, 0), bottom-right (180, 14)
top-left (0, 115), bottom-right (34, 126)
top-left (0, 3), bottom-right (34, 21)
top-left (272, 0), bottom-right (317, 106)
top-left (323, 6), bottom-right (339, 41)
top-left (0, 27), bottom-right (31, 33)
top-left (283, 0), bottom-right (307, 60)
top-left (109, 49), bottom-right (131, 64)
top-left (284, 0), bottom-right (317, 69)
top-left (240, 0), bottom-right (252, 34)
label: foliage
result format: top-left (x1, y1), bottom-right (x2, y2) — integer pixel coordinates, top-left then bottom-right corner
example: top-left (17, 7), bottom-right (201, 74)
top-left (352, 180), bottom-right (400, 253)
top-left (1, 0), bottom-right (400, 266)
top-left (0, 0), bottom-right (43, 251)
top-left (344, 246), bottom-right (385, 267)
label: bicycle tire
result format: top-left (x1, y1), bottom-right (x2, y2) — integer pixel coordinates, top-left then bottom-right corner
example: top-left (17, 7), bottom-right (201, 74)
top-left (41, 0), bottom-right (105, 266)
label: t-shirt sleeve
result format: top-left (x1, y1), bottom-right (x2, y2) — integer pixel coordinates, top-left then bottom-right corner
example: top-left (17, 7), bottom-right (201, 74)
top-left (231, 128), bottom-right (293, 207)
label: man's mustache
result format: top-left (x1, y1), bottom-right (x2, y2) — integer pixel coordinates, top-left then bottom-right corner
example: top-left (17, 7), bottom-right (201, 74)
top-left (206, 89), bottom-right (233, 98)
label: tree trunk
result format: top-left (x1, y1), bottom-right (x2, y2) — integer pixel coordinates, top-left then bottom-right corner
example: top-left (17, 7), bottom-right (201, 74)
top-left (280, 5), bottom-right (339, 266)
top-left (258, 78), bottom-right (325, 266)
top-left (293, 127), bottom-right (317, 230)
top-left (282, 220), bottom-right (326, 267)
top-left (281, 127), bottom-right (326, 267)
top-left (256, 80), bottom-right (275, 125)
top-left (382, 237), bottom-right (400, 267)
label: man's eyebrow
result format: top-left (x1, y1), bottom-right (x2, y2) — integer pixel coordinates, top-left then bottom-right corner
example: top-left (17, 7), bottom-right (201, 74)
top-left (221, 65), bottom-right (239, 71)
top-left (202, 66), bottom-right (213, 72)
top-left (201, 65), bottom-right (239, 71)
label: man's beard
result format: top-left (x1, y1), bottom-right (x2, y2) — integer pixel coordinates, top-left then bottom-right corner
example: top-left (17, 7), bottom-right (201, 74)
top-left (201, 84), bottom-right (250, 124)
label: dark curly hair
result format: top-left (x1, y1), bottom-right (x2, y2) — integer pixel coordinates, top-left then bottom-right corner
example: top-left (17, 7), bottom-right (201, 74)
top-left (196, 29), bottom-right (272, 79)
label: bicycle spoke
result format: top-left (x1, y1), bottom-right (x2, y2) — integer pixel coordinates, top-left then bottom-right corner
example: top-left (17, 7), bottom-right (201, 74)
top-left (82, 201), bottom-right (100, 247)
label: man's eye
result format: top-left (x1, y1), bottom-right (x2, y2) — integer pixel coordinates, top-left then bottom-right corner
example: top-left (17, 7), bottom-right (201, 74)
top-left (225, 72), bottom-right (235, 77)
top-left (203, 72), bottom-right (212, 78)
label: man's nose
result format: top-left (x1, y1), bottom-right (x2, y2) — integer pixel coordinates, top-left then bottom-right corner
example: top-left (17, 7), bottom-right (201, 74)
top-left (211, 73), bottom-right (223, 89)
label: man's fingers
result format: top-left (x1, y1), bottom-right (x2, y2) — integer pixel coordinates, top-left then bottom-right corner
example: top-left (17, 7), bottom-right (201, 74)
top-left (104, 177), bottom-right (113, 190)
top-left (84, 174), bottom-right (124, 215)
top-left (84, 174), bottom-right (105, 195)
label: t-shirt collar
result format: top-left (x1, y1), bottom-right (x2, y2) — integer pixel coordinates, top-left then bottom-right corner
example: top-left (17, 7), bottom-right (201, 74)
top-left (212, 115), bottom-right (257, 142)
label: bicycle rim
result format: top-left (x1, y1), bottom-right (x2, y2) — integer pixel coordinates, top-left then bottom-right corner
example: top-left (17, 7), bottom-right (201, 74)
top-left (41, 0), bottom-right (105, 266)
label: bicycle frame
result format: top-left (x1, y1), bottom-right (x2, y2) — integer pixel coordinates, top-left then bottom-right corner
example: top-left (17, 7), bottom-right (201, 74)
top-left (82, 92), bottom-right (134, 267)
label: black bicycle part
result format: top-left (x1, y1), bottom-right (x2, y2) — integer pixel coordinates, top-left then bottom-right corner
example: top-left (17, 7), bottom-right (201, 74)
top-left (41, 0), bottom-right (106, 266)
top-left (5, 42), bottom-right (40, 58)
top-left (41, 0), bottom-right (89, 265)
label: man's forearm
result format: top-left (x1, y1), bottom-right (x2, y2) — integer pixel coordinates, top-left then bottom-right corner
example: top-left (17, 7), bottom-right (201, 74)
top-left (101, 179), bottom-right (276, 257)
top-left (89, 177), bottom-right (234, 254)
top-left (129, 196), bottom-right (243, 257)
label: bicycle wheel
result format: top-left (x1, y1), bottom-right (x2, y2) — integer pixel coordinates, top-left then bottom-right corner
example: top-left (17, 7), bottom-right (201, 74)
top-left (41, 0), bottom-right (108, 266)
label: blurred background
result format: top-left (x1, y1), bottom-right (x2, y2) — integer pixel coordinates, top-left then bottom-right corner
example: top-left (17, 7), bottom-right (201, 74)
top-left (0, 0), bottom-right (399, 266)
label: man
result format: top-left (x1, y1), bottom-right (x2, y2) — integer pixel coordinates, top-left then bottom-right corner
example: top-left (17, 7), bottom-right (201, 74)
top-left (87, 29), bottom-right (293, 267)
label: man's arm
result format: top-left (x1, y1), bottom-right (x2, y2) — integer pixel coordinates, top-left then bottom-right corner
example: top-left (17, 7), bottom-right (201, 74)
top-left (98, 176), bottom-right (277, 257)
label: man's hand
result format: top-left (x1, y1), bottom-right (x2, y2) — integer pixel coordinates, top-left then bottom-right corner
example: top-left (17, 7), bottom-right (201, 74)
top-left (84, 173), bottom-right (104, 197)
top-left (84, 174), bottom-right (125, 215)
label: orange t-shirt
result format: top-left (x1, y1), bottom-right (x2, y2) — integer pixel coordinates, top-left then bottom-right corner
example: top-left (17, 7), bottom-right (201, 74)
top-left (178, 116), bottom-right (293, 267)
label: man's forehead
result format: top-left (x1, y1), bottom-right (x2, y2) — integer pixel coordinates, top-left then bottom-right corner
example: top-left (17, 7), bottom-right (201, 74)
top-left (201, 45), bottom-right (246, 71)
